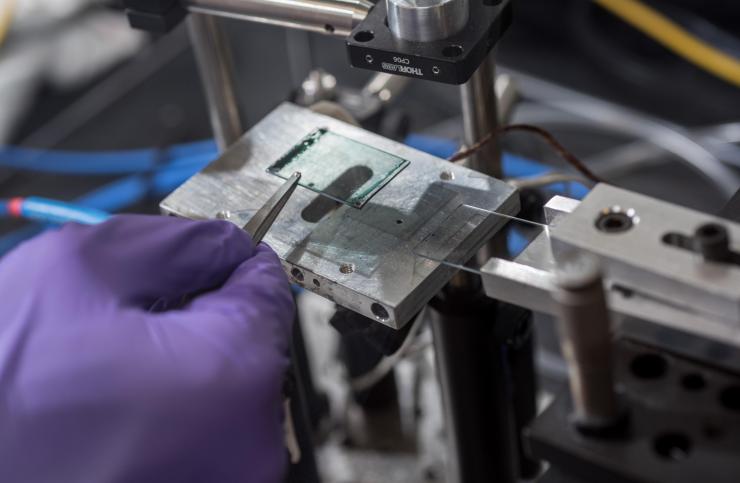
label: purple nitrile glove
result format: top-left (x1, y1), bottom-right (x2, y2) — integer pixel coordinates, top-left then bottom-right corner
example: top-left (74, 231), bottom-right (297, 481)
top-left (0, 215), bottom-right (295, 483)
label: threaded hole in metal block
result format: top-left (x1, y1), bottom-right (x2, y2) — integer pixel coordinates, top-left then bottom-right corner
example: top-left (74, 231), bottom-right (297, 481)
top-left (719, 385), bottom-right (740, 411)
top-left (291, 268), bottom-right (305, 282)
top-left (680, 373), bottom-right (706, 391)
top-left (653, 432), bottom-right (691, 461)
top-left (596, 210), bottom-right (635, 233)
top-left (354, 30), bottom-right (374, 42)
top-left (630, 353), bottom-right (668, 379)
top-left (371, 303), bottom-right (389, 321)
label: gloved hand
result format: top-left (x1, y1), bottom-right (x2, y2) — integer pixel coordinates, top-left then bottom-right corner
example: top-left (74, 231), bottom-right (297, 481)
top-left (0, 215), bottom-right (295, 483)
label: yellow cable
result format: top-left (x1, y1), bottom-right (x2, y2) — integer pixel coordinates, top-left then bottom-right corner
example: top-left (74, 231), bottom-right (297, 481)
top-left (0, 0), bottom-right (16, 49)
top-left (594, 0), bottom-right (740, 89)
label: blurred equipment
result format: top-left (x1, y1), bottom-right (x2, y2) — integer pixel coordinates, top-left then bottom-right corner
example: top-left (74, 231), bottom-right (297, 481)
top-left (595, 0), bottom-right (740, 88)
top-left (0, 0), bottom-right (145, 143)
top-left (0, 0), bottom-right (16, 48)
top-left (4, 0), bottom-right (740, 482)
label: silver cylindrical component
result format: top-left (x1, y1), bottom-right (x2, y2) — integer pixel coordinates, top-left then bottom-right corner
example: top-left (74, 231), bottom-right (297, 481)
top-left (386, 0), bottom-right (468, 42)
top-left (188, 14), bottom-right (245, 151)
top-left (460, 53), bottom-right (502, 179)
top-left (554, 252), bottom-right (619, 429)
top-left (495, 73), bottom-right (519, 124)
top-left (183, 0), bottom-right (372, 37)
top-left (458, 52), bottom-right (504, 268)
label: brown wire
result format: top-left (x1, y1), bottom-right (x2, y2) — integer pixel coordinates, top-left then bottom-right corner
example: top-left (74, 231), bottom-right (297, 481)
top-left (448, 124), bottom-right (604, 184)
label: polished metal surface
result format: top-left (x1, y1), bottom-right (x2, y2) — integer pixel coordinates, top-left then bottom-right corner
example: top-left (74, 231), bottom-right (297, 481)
top-left (244, 172), bottom-right (301, 243)
top-left (183, 0), bottom-right (372, 36)
top-left (459, 53), bottom-right (503, 269)
top-left (543, 195), bottom-right (580, 225)
top-left (551, 184), bottom-right (740, 325)
top-left (495, 73), bottom-right (519, 124)
top-left (554, 253), bottom-right (619, 428)
top-left (386, 0), bottom-right (468, 42)
top-left (480, 234), bottom-right (556, 315)
top-left (161, 103), bottom-right (519, 328)
top-left (188, 14), bottom-right (245, 151)
top-left (460, 53), bottom-right (502, 179)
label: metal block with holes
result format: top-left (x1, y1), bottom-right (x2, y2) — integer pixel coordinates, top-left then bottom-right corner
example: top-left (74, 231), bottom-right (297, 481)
top-left (161, 103), bottom-right (519, 329)
top-left (528, 337), bottom-right (740, 483)
top-left (550, 184), bottom-right (740, 326)
top-left (480, 187), bottom-right (740, 371)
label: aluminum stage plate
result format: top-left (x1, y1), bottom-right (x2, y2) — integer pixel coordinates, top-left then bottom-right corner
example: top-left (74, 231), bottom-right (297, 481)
top-left (161, 103), bottom-right (519, 329)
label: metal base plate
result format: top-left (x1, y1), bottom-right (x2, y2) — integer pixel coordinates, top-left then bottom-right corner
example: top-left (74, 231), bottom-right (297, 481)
top-left (161, 103), bottom-right (518, 328)
top-left (528, 339), bottom-right (740, 483)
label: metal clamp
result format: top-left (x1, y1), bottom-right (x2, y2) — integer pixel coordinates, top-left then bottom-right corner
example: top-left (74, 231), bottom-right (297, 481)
top-left (346, 0), bottom-right (512, 84)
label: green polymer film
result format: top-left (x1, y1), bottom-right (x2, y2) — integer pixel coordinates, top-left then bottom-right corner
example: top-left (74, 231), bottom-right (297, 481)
top-left (267, 128), bottom-right (410, 208)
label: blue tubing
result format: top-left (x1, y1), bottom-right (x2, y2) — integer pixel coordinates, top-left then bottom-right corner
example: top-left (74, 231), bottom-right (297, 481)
top-left (0, 140), bottom-right (218, 175)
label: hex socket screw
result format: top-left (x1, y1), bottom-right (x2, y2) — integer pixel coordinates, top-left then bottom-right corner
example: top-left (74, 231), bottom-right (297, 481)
top-left (693, 222), bottom-right (732, 262)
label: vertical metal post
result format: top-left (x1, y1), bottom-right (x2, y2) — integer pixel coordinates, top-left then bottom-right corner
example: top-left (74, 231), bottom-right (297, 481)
top-left (459, 52), bottom-right (502, 179)
top-left (554, 253), bottom-right (619, 430)
top-left (430, 291), bottom-right (519, 483)
top-left (188, 13), bottom-right (245, 151)
top-left (458, 51), bottom-right (507, 262)
top-left (430, 50), bottom-right (521, 483)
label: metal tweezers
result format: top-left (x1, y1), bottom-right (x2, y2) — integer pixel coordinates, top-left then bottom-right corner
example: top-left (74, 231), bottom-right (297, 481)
top-left (243, 172), bottom-right (301, 243)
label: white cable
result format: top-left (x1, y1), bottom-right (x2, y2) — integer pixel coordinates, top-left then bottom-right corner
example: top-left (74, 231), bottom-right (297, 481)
top-left (512, 106), bottom-right (740, 176)
top-left (506, 68), bottom-right (740, 197)
top-left (350, 307), bottom-right (428, 393)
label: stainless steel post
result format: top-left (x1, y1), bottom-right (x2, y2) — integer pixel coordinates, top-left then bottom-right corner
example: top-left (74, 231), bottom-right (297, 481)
top-left (437, 50), bottom-right (520, 474)
top-left (183, 0), bottom-right (372, 37)
top-left (386, 0), bottom-right (469, 42)
top-left (460, 52), bottom-right (502, 179)
top-left (458, 52), bottom-right (506, 265)
top-left (553, 252), bottom-right (619, 429)
top-left (496, 73), bottom-right (519, 124)
top-left (188, 13), bottom-right (245, 152)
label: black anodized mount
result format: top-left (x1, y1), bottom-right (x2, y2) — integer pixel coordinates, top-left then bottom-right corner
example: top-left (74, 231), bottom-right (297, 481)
top-left (346, 0), bottom-right (512, 85)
